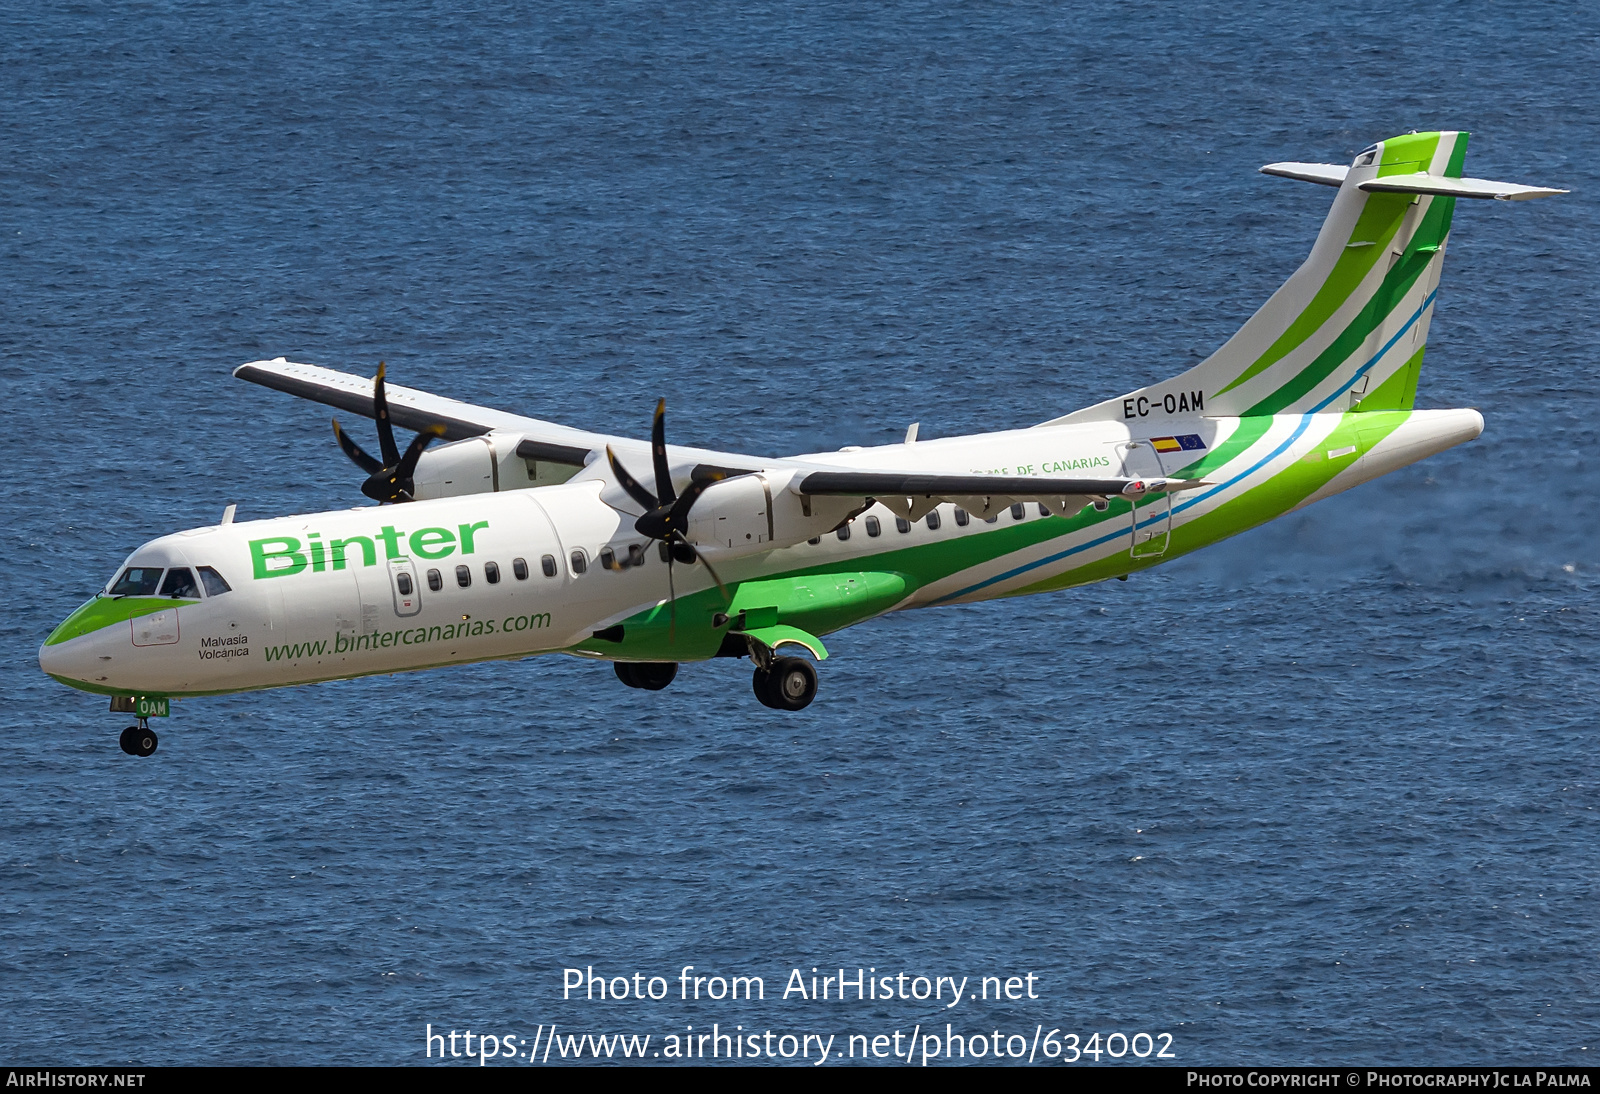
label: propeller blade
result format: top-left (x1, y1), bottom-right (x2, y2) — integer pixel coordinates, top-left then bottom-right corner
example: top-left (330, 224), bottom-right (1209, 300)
top-left (332, 419), bottom-right (384, 475)
top-left (373, 362), bottom-right (400, 467)
top-left (359, 425), bottom-right (445, 504)
top-left (637, 474), bottom-right (719, 541)
top-left (607, 445), bottom-right (659, 511)
top-left (651, 398), bottom-right (676, 507)
top-left (687, 537), bottom-right (730, 606)
top-left (665, 551), bottom-right (676, 644)
top-left (393, 423), bottom-right (446, 482)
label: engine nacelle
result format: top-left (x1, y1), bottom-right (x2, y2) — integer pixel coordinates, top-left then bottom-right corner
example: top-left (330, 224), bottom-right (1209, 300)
top-left (411, 434), bottom-right (588, 501)
top-left (685, 475), bottom-right (771, 555)
top-left (686, 471), bottom-right (865, 559)
top-left (411, 437), bottom-right (496, 500)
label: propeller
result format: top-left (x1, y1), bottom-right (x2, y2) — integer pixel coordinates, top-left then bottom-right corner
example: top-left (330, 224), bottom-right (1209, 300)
top-left (331, 363), bottom-right (446, 503)
top-left (606, 399), bottom-right (732, 634)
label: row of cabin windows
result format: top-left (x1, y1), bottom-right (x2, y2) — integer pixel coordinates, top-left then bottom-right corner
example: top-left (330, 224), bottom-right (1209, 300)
top-left (571, 541), bottom-right (666, 575)
top-left (421, 544), bottom-right (674, 584)
top-left (811, 502), bottom-right (1053, 544)
top-left (417, 554), bottom-right (562, 593)
top-left (107, 565), bottom-right (232, 599)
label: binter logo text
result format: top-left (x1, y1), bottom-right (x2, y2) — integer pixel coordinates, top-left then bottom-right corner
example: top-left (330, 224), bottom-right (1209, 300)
top-left (250, 521), bottom-right (490, 580)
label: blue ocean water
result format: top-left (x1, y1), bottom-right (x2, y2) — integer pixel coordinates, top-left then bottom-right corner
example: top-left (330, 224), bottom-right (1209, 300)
top-left (2, 0), bottom-right (1597, 1066)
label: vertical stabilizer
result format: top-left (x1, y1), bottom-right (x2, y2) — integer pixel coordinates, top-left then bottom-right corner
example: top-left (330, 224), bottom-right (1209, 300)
top-left (1049, 131), bottom-right (1473, 425)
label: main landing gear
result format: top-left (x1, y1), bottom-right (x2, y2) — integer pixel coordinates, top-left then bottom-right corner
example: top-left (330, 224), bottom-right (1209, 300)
top-left (610, 654), bottom-right (821, 710)
top-left (614, 661), bottom-right (679, 691)
top-left (119, 721), bottom-right (158, 757)
top-left (753, 656), bottom-right (818, 711)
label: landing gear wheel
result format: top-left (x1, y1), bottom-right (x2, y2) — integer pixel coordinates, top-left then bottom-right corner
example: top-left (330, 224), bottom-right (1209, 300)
top-left (754, 656), bottom-right (817, 711)
top-left (119, 725), bottom-right (158, 757)
top-left (631, 662), bottom-right (678, 691)
top-left (615, 662), bottom-right (678, 691)
top-left (752, 667), bottom-right (776, 708)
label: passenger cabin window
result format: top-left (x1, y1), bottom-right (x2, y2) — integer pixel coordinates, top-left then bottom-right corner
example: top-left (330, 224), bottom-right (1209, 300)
top-left (658, 541), bottom-right (672, 563)
top-left (485, 561), bottom-right (501, 584)
top-left (865, 516), bottom-right (881, 537)
top-left (895, 517), bottom-right (911, 534)
top-left (513, 558), bottom-right (529, 580)
top-left (160, 567), bottom-right (200, 599)
top-left (456, 565), bottom-right (472, 588)
top-left (1037, 503), bottom-right (1050, 517)
top-left (541, 554), bottom-right (558, 577)
top-left (599, 547), bottom-right (617, 570)
top-left (109, 567), bottom-right (163, 597)
top-left (836, 523), bottom-right (851, 541)
top-left (808, 537), bottom-right (821, 545)
top-left (1011, 503), bottom-right (1026, 520)
top-left (197, 566), bottom-right (231, 596)
top-left (427, 568), bottom-right (443, 592)
top-left (954, 508), bottom-right (970, 527)
top-left (628, 543), bottom-right (646, 568)
top-left (570, 550), bottom-right (588, 575)
top-left (396, 573), bottom-right (414, 596)
top-left (925, 510), bottom-right (942, 531)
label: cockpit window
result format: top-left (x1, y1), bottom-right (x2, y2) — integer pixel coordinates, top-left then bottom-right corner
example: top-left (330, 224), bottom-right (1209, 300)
top-left (197, 566), bottom-right (232, 596)
top-left (109, 567), bottom-right (163, 596)
top-left (159, 567), bottom-right (200, 599)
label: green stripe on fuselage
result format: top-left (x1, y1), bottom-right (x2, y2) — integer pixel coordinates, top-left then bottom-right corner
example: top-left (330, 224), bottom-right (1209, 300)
top-left (1017, 410), bottom-right (1412, 595)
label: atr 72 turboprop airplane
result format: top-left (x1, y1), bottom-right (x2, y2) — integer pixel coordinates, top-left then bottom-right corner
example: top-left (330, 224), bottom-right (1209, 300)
top-left (41, 131), bottom-right (1564, 756)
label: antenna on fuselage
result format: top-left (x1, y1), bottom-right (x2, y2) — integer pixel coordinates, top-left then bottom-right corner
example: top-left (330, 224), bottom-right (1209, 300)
top-left (220, 504), bottom-right (237, 525)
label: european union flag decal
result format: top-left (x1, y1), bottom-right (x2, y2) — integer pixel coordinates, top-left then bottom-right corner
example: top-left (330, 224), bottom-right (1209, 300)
top-left (1150, 434), bottom-right (1207, 453)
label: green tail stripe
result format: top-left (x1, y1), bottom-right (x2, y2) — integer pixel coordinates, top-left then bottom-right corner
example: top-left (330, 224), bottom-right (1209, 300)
top-left (1376, 132), bottom-right (1441, 176)
top-left (1355, 344), bottom-right (1425, 412)
top-left (1216, 194), bottom-right (1414, 396)
top-left (1244, 193), bottom-right (1457, 416)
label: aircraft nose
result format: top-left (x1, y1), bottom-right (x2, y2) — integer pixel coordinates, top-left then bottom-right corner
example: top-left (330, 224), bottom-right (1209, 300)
top-left (39, 632), bottom-right (96, 683)
top-left (40, 610), bottom-right (105, 687)
top-left (39, 635), bottom-right (79, 680)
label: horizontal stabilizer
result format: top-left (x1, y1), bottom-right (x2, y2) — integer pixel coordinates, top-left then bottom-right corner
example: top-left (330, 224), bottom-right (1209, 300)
top-left (1260, 161), bottom-right (1349, 187)
top-left (1358, 172), bottom-right (1567, 201)
top-left (1261, 161), bottom-right (1565, 201)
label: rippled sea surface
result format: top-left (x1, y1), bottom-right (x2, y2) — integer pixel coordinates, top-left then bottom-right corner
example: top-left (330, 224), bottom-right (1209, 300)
top-left (3, 0), bottom-right (1597, 1066)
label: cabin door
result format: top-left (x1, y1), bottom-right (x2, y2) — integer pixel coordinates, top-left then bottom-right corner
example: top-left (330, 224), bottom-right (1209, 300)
top-left (387, 557), bottom-right (423, 617)
top-left (1116, 440), bottom-right (1172, 558)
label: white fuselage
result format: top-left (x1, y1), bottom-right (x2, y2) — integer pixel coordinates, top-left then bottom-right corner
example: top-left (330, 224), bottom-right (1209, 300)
top-left (40, 408), bottom-right (1482, 699)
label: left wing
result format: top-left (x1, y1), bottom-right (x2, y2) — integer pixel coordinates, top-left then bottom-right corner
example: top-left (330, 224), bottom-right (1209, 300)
top-left (234, 358), bottom-right (605, 454)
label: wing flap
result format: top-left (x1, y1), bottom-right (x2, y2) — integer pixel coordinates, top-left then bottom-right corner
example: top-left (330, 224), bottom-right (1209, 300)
top-left (797, 471), bottom-right (1202, 498)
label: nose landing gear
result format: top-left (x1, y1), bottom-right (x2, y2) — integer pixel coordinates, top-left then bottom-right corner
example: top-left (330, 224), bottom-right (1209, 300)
top-left (614, 661), bottom-right (680, 691)
top-left (119, 720), bottom-right (158, 757)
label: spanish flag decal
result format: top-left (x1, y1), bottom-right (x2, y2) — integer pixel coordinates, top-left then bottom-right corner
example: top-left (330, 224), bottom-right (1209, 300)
top-left (1151, 434), bottom-right (1206, 453)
